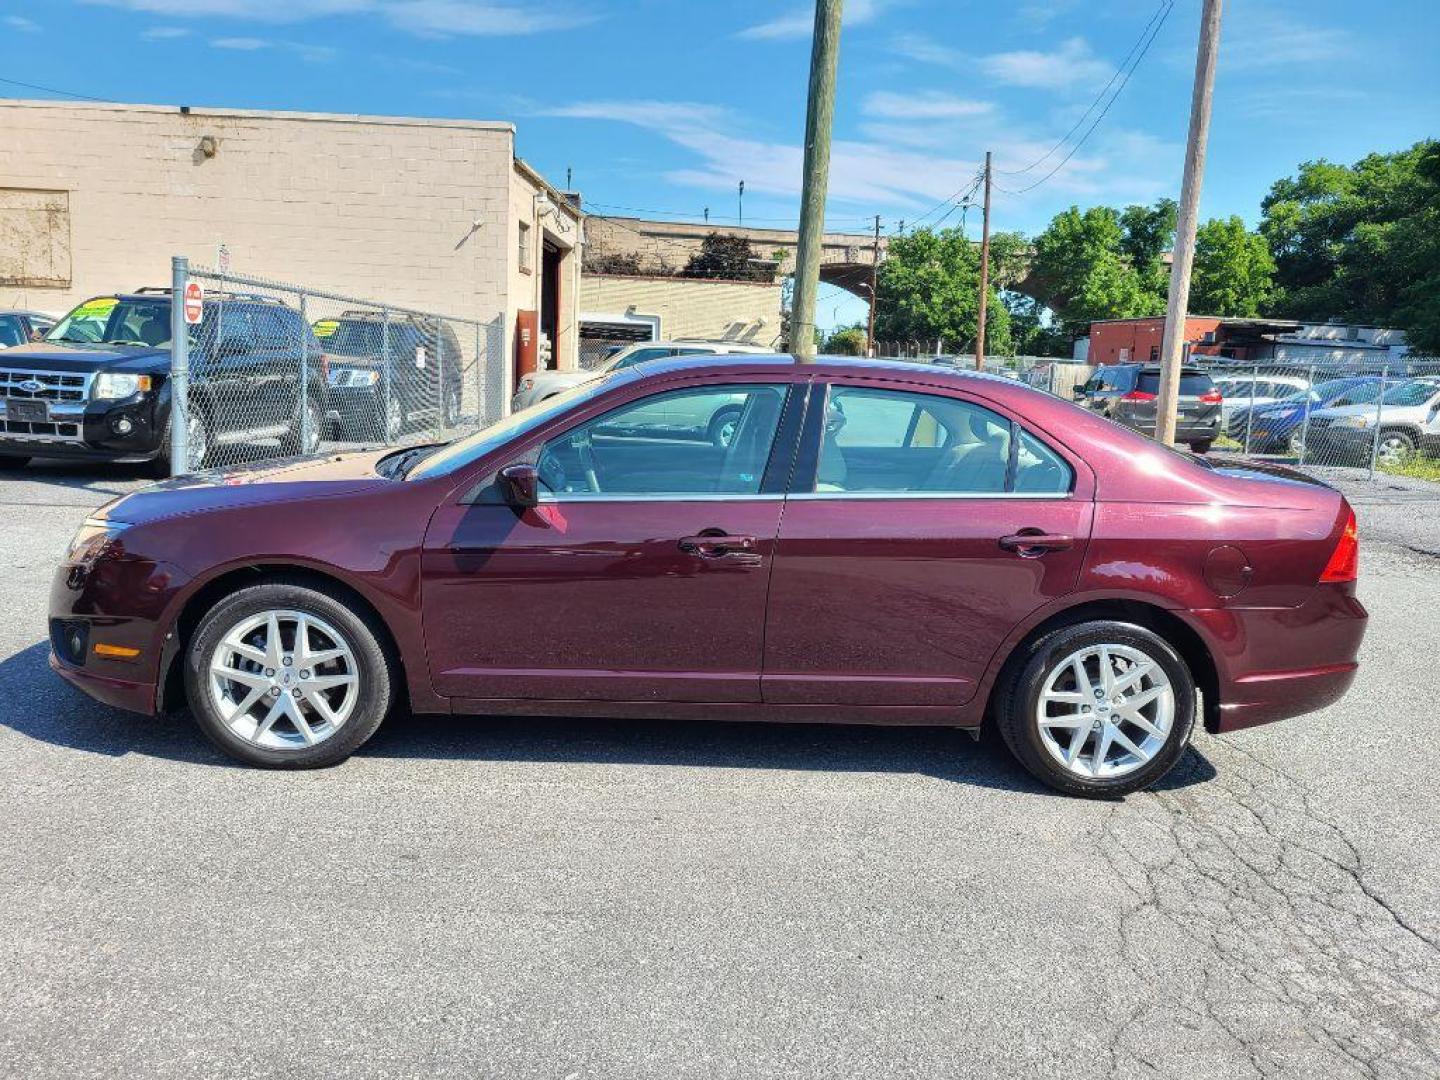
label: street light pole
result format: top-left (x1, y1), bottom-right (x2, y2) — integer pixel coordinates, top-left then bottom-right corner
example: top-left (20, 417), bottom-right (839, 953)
top-left (1155, 0), bottom-right (1224, 447)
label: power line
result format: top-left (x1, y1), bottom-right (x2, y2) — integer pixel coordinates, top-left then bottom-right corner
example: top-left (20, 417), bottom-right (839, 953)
top-left (903, 169), bottom-right (985, 232)
top-left (0, 75), bottom-right (112, 102)
top-left (996, 0), bottom-right (1174, 179)
top-left (994, 1), bottom-right (1174, 196)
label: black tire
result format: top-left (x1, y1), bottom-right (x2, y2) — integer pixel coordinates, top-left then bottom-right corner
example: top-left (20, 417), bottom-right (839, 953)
top-left (281, 399), bottom-right (325, 455)
top-left (993, 620), bottom-right (1197, 798)
top-left (1377, 429), bottom-right (1415, 466)
top-left (707, 405), bottom-right (744, 448)
top-left (1188, 440), bottom-right (1213, 455)
top-left (0, 454), bottom-right (31, 469)
top-left (184, 580), bottom-right (395, 769)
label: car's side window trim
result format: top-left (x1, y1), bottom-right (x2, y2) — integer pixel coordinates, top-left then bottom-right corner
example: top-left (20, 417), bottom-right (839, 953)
top-left (791, 380), bottom-right (1076, 501)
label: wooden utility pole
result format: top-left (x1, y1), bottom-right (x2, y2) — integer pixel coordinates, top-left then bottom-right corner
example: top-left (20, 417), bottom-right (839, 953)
top-left (738, 180), bottom-right (745, 226)
top-left (790, 0), bottom-right (843, 360)
top-left (974, 151), bottom-right (993, 371)
top-left (866, 213), bottom-right (880, 356)
top-left (1155, 0), bottom-right (1224, 447)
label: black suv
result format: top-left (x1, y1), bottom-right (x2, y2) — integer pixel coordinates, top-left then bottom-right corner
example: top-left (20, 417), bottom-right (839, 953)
top-left (316, 312), bottom-right (464, 443)
top-left (1074, 363), bottom-right (1222, 453)
top-left (0, 290), bottom-right (327, 475)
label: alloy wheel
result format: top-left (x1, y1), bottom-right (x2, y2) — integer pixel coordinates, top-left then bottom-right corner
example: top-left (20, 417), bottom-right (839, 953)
top-left (717, 417), bottom-right (739, 447)
top-left (187, 413), bottom-right (208, 470)
top-left (1035, 643), bottom-right (1175, 780)
top-left (1378, 434), bottom-right (1412, 466)
top-left (207, 609), bottom-right (360, 750)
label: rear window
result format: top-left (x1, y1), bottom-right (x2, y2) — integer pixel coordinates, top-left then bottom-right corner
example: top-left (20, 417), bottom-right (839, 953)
top-left (1136, 371), bottom-right (1214, 395)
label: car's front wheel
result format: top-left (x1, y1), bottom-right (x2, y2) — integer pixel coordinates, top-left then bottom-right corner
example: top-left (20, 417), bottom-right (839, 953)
top-left (994, 620), bottom-right (1196, 798)
top-left (184, 581), bottom-right (394, 768)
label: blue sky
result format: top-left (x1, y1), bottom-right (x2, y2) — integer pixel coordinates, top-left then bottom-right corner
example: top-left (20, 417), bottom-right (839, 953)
top-left (3, 0), bottom-right (1438, 329)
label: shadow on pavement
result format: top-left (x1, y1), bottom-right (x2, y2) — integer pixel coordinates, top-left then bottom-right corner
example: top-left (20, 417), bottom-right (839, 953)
top-left (1, 640), bottom-right (1218, 795)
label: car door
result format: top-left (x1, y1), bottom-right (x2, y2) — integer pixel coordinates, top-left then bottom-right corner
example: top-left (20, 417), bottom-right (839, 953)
top-left (761, 379), bottom-right (1094, 707)
top-left (196, 303), bottom-right (258, 438)
top-left (420, 377), bottom-right (804, 703)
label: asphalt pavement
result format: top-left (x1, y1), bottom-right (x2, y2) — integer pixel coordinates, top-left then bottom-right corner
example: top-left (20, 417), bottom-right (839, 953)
top-left (1, 458), bottom-right (1437, 1079)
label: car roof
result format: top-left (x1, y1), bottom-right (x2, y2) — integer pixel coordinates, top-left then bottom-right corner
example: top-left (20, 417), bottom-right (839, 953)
top-left (608, 352), bottom-right (1035, 388)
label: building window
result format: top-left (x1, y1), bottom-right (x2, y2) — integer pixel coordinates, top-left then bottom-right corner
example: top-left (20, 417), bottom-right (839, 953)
top-left (518, 221), bottom-right (532, 273)
top-left (1149, 345), bottom-right (1159, 362)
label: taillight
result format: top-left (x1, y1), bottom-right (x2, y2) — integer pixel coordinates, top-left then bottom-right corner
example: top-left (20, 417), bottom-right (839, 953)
top-left (1121, 390), bottom-right (1157, 402)
top-left (1319, 508), bottom-right (1359, 583)
top-left (1200, 389), bottom-right (1223, 403)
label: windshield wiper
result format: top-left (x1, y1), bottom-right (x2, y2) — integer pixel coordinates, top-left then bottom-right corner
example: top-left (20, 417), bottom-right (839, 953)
top-left (383, 442), bottom-right (445, 480)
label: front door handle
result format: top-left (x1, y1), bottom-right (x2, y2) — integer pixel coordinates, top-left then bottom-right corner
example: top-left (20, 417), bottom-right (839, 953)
top-left (999, 531), bottom-right (1074, 557)
top-left (679, 532), bottom-right (757, 559)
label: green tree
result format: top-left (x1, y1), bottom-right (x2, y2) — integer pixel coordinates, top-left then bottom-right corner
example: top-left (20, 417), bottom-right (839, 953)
top-left (1028, 204), bottom-right (1166, 339)
top-left (1260, 140), bottom-right (1440, 349)
top-left (681, 232), bottom-right (773, 281)
top-left (821, 325), bottom-right (868, 355)
top-left (1003, 294), bottom-right (1070, 357)
top-left (1190, 216), bottom-right (1276, 316)
top-left (1120, 197), bottom-right (1177, 301)
top-left (873, 226), bottom-right (1013, 354)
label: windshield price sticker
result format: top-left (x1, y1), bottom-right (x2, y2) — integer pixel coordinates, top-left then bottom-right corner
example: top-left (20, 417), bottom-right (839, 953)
top-left (416, 346), bottom-right (427, 369)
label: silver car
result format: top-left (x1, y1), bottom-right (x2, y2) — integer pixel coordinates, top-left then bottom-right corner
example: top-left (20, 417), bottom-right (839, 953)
top-left (511, 340), bottom-right (773, 414)
top-left (1304, 378), bottom-right (1440, 465)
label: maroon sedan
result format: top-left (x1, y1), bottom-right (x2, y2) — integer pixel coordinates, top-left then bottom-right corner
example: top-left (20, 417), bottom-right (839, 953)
top-left (50, 356), bottom-right (1366, 796)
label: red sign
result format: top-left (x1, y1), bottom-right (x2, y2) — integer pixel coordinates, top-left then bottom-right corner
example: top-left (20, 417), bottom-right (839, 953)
top-left (183, 281), bottom-right (205, 325)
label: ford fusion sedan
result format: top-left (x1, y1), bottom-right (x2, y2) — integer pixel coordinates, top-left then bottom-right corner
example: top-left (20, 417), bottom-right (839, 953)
top-left (51, 355), bottom-right (1366, 797)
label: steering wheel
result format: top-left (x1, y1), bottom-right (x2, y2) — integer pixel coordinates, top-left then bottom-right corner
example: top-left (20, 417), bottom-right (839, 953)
top-left (574, 430), bottom-right (601, 493)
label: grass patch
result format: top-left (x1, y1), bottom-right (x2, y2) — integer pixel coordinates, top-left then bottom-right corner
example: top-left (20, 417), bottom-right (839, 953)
top-left (1213, 434), bottom-right (1244, 451)
top-left (1378, 455), bottom-right (1440, 483)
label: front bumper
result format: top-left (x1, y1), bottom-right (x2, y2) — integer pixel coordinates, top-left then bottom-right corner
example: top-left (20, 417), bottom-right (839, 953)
top-left (48, 553), bottom-right (191, 717)
top-left (1, 391), bottom-right (166, 461)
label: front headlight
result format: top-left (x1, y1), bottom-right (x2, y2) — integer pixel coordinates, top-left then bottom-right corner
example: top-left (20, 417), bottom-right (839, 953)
top-left (519, 375), bottom-right (535, 392)
top-left (66, 517), bottom-right (130, 562)
top-left (1333, 416), bottom-right (1373, 430)
top-left (93, 373), bottom-right (152, 400)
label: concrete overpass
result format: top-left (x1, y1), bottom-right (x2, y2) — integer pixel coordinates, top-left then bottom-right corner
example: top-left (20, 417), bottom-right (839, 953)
top-left (584, 215), bottom-right (886, 297)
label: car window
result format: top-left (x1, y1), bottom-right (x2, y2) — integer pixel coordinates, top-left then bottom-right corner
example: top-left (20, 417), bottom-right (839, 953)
top-left (815, 386), bottom-right (1018, 496)
top-left (1136, 371), bottom-right (1214, 395)
top-left (538, 383), bottom-right (789, 497)
top-left (1382, 381), bottom-right (1440, 407)
top-left (0, 315), bottom-right (27, 348)
top-left (612, 346), bottom-right (677, 370)
top-left (1014, 430), bottom-right (1075, 494)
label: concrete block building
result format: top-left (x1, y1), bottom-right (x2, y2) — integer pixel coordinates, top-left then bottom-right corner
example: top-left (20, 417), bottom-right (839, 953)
top-left (0, 99), bottom-right (581, 397)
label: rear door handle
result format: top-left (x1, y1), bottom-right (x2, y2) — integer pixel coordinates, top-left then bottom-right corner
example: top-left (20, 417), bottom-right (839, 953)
top-left (999, 532), bottom-right (1074, 557)
top-left (679, 532), bottom-right (757, 558)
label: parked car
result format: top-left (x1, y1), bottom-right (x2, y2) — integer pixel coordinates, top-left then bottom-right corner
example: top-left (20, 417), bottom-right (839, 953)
top-left (0, 309), bottom-right (56, 348)
top-left (1073, 363), bottom-right (1222, 452)
top-left (1212, 372), bottom-right (1310, 425)
top-left (315, 312), bottom-right (464, 442)
top-left (0, 290), bottom-right (326, 475)
top-left (511, 339), bottom-right (773, 413)
top-left (51, 355), bottom-right (1366, 798)
top-left (1303, 377), bottom-right (1440, 465)
top-left (1228, 376), bottom-right (1384, 454)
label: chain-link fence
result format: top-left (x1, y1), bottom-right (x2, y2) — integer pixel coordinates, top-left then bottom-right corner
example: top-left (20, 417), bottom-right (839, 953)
top-left (167, 258), bottom-right (503, 474)
top-left (1195, 359), bottom-right (1440, 479)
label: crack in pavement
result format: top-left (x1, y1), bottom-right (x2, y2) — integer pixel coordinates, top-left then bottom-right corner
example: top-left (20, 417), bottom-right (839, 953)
top-left (1093, 737), bottom-right (1439, 1079)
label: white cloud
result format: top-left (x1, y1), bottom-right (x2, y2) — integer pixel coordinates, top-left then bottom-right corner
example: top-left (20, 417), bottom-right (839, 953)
top-left (888, 32), bottom-right (962, 69)
top-left (5, 15), bottom-right (41, 32)
top-left (980, 36), bottom-right (1114, 91)
top-left (537, 96), bottom-right (1181, 226)
top-left (737, 0), bottom-right (883, 41)
top-left (211, 35), bottom-right (269, 49)
top-left (1222, 10), bottom-right (1345, 69)
top-left (140, 25), bottom-right (192, 38)
top-left (85, 0), bottom-right (597, 36)
top-left (862, 91), bottom-right (993, 121)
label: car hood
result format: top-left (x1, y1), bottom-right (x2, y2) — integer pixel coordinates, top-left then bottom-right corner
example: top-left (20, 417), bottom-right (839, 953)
top-left (0, 341), bottom-right (170, 373)
top-left (98, 449), bottom-right (394, 527)
top-left (528, 369), bottom-right (600, 388)
top-left (1311, 401), bottom-right (1420, 420)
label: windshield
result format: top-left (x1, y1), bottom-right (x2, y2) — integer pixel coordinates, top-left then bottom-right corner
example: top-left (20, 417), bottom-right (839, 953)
top-left (316, 319), bottom-right (398, 358)
top-left (1382, 380), bottom-right (1440, 407)
top-left (405, 374), bottom-right (616, 480)
top-left (46, 297), bottom-right (175, 347)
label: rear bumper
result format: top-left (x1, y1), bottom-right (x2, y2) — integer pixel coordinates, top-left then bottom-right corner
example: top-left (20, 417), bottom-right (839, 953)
top-left (1186, 585), bottom-right (1368, 733)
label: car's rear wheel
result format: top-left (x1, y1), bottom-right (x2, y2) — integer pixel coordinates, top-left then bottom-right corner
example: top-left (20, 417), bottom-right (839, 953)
top-left (184, 581), bottom-right (394, 768)
top-left (1188, 439), bottom-right (1213, 455)
top-left (443, 383), bottom-right (462, 429)
top-left (994, 620), bottom-right (1196, 798)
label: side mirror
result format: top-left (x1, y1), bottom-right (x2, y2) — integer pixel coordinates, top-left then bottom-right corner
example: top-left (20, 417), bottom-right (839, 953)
top-left (1071, 386), bottom-right (1087, 401)
top-left (498, 462), bottom-right (540, 508)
